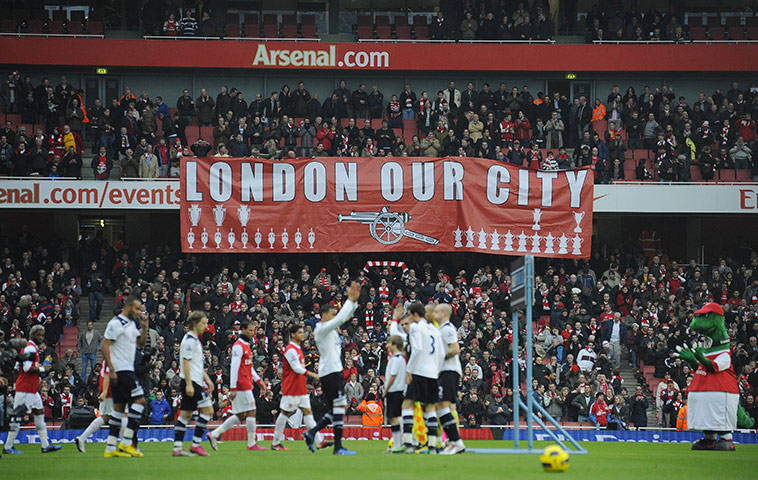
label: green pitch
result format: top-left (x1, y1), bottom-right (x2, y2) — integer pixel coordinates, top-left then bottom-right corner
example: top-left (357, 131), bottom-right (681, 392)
top-left (3, 441), bottom-right (757, 479)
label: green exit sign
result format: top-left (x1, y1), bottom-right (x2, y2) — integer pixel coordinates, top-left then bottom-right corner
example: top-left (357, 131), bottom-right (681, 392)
top-left (96, 68), bottom-right (108, 75)
top-left (565, 73), bottom-right (577, 80)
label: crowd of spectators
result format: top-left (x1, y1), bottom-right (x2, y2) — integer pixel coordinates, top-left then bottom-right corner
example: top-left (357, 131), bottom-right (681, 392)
top-left (2, 69), bottom-right (758, 183)
top-left (1, 225), bottom-right (757, 430)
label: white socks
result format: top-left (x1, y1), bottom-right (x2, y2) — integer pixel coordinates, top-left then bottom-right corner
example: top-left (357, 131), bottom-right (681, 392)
top-left (272, 413), bottom-right (288, 445)
top-left (246, 417), bottom-right (257, 447)
top-left (81, 416), bottom-right (105, 441)
top-left (34, 414), bottom-right (49, 449)
top-left (213, 415), bottom-right (240, 438)
top-left (303, 414), bottom-right (323, 445)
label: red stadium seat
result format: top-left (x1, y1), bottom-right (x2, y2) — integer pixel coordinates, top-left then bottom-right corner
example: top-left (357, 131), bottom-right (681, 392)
top-left (0, 19), bottom-right (17, 33)
top-left (706, 16), bottom-right (722, 28)
top-left (225, 13), bottom-right (239, 25)
top-left (371, 119), bottom-right (384, 130)
top-left (395, 25), bottom-right (411, 39)
top-left (67, 21), bottom-right (83, 35)
top-left (708, 27), bottom-right (726, 40)
top-left (199, 126), bottom-right (213, 142)
top-left (12, 8), bottom-right (30, 21)
top-left (395, 15), bottom-right (409, 27)
top-left (52, 10), bottom-right (67, 22)
top-left (225, 23), bottom-right (240, 38)
top-left (282, 20), bottom-right (298, 38)
top-left (414, 25), bottom-right (429, 40)
top-left (375, 15), bottom-right (390, 26)
top-left (725, 16), bottom-right (742, 27)
top-left (356, 24), bottom-right (373, 39)
top-left (301, 24), bottom-right (317, 38)
top-left (688, 27), bottom-right (706, 40)
top-left (47, 20), bottom-right (64, 34)
top-left (28, 19), bottom-right (44, 34)
top-left (748, 26), bottom-right (758, 39)
top-left (87, 21), bottom-right (103, 35)
top-left (71, 11), bottom-right (85, 23)
top-left (376, 25), bottom-right (391, 39)
top-left (736, 169), bottom-right (752, 181)
top-left (244, 13), bottom-right (259, 34)
top-left (262, 14), bottom-right (279, 38)
top-left (728, 26), bottom-right (746, 40)
top-left (357, 15), bottom-right (372, 27)
top-left (747, 15), bottom-right (758, 27)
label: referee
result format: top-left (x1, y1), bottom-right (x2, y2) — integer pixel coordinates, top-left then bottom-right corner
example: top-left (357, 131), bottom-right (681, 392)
top-left (102, 298), bottom-right (148, 458)
top-left (172, 311), bottom-right (215, 457)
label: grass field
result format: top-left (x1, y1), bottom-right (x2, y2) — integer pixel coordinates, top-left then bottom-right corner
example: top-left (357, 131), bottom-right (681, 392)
top-left (2, 440), bottom-right (757, 479)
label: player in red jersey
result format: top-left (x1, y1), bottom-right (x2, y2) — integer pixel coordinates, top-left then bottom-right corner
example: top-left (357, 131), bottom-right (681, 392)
top-left (2, 325), bottom-right (62, 454)
top-left (271, 324), bottom-right (326, 451)
top-left (208, 319), bottom-right (268, 451)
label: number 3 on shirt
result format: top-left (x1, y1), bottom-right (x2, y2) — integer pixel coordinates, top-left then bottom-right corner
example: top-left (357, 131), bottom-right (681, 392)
top-left (429, 335), bottom-right (435, 355)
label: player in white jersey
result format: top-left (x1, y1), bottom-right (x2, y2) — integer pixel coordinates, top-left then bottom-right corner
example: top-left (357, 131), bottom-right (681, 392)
top-left (303, 281), bottom-right (360, 456)
top-left (172, 311), bottom-right (215, 457)
top-left (401, 302), bottom-right (445, 453)
top-left (383, 335), bottom-right (407, 452)
top-left (434, 303), bottom-right (466, 455)
top-left (102, 298), bottom-right (148, 458)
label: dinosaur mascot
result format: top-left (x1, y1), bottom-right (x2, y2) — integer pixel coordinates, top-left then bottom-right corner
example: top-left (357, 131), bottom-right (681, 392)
top-left (676, 302), bottom-right (754, 450)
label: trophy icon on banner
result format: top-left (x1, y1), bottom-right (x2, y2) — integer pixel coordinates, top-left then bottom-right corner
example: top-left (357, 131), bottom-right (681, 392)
top-left (571, 235), bottom-right (584, 255)
top-left (490, 229), bottom-right (500, 250)
top-left (228, 228), bottom-right (236, 249)
top-left (573, 211), bottom-right (585, 233)
top-left (558, 234), bottom-right (569, 254)
top-left (187, 229), bottom-right (195, 249)
top-left (503, 230), bottom-right (514, 251)
top-left (201, 228), bottom-right (209, 249)
top-left (254, 228), bottom-right (262, 249)
top-left (241, 228), bottom-right (249, 249)
top-left (237, 205), bottom-right (251, 227)
top-left (188, 204), bottom-right (202, 226)
top-left (214, 228), bottom-right (222, 249)
top-left (308, 228), bottom-right (315, 249)
top-left (453, 227), bottom-right (463, 248)
top-left (517, 231), bottom-right (528, 252)
top-left (281, 228), bottom-right (289, 249)
top-left (268, 228), bottom-right (276, 249)
top-left (544, 232), bottom-right (555, 254)
top-left (213, 204), bottom-right (226, 226)
top-left (530, 233), bottom-right (542, 253)
top-left (477, 229), bottom-right (487, 249)
top-left (532, 208), bottom-right (542, 231)
top-left (295, 228), bottom-right (303, 248)
top-left (465, 227), bottom-right (475, 247)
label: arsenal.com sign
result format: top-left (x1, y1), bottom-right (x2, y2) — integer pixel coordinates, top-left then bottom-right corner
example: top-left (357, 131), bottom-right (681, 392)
top-left (180, 157), bottom-right (594, 258)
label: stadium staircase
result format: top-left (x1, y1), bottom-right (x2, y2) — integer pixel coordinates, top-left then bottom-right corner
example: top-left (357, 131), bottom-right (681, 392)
top-left (618, 355), bottom-right (658, 426)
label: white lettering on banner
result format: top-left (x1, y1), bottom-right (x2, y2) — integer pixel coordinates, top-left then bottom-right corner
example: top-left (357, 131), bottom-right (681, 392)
top-left (241, 162), bottom-right (264, 202)
top-left (251, 44), bottom-right (389, 69)
top-left (335, 162), bottom-right (357, 201)
top-left (0, 180), bottom-right (180, 208)
top-left (304, 161), bottom-right (327, 202)
top-left (566, 170), bottom-right (588, 208)
top-left (536, 171), bottom-right (558, 207)
top-left (443, 161), bottom-right (464, 200)
top-left (209, 162), bottom-right (233, 202)
top-left (486, 165), bottom-right (510, 205)
top-left (185, 162), bottom-right (202, 201)
top-left (272, 163), bottom-right (296, 201)
top-left (381, 162), bottom-right (403, 202)
top-left (411, 162), bottom-right (435, 201)
top-left (517, 169), bottom-right (529, 206)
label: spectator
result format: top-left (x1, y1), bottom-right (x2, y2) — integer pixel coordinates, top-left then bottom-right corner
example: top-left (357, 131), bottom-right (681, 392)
top-left (77, 321), bottom-right (102, 381)
top-left (630, 385), bottom-right (649, 429)
top-left (149, 390), bottom-right (172, 425)
top-left (196, 88), bottom-right (215, 126)
top-left (139, 144), bottom-right (159, 178)
top-left (460, 11), bottom-right (478, 40)
top-left (177, 89), bottom-right (195, 127)
top-left (179, 10), bottom-right (199, 36)
top-left (91, 145), bottom-right (113, 180)
top-left (164, 13), bottom-right (178, 35)
top-left (572, 384), bottom-right (593, 423)
top-left (431, 11), bottom-right (449, 40)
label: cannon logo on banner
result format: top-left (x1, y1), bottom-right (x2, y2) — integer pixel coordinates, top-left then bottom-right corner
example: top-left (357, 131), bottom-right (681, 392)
top-left (180, 157), bottom-right (594, 258)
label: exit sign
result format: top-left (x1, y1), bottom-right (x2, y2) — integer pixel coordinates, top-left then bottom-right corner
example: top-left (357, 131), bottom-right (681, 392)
top-left (565, 73), bottom-right (577, 80)
top-left (96, 68), bottom-right (108, 75)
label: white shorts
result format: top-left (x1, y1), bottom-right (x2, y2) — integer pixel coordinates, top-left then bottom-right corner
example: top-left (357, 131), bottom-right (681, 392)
top-left (279, 395), bottom-right (311, 412)
top-left (688, 391), bottom-right (738, 431)
top-left (99, 398), bottom-right (114, 416)
top-left (231, 390), bottom-right (257, 414)
top-left (13, 391), bottom-right (43, 413)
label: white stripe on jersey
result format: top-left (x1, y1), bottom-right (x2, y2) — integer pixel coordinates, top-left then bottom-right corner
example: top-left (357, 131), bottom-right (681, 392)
top-left (103, 314), bottom-right (140, 372)
top-left (439, 322), bottom-right (462, 375)
top-left (179, 332), bottom-right (205, 384)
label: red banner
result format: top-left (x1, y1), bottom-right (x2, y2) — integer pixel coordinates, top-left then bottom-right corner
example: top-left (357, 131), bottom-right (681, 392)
top-left (180, 157), bottom-right (594, 258)
top-left (2, 38), bottom-right (758, 72)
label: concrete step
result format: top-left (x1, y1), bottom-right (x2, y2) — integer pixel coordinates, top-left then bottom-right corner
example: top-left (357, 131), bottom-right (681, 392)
top-left (75, 294), bottom-right (116, 373)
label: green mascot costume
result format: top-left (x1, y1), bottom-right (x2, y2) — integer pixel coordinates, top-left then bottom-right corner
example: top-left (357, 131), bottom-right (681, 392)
top-left (676, 302), bottom-right (754, 450)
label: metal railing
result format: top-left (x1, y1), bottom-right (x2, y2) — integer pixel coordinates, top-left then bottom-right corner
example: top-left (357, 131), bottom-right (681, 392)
top-left (0, 32), bottom-right (105, 39)
top-left (143, 35), bottom-right (320, 42)
top-left (357, 38), bottom-right (554, 44)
